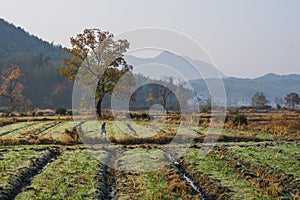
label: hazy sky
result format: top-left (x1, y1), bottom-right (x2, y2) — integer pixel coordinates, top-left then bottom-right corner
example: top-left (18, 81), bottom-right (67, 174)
top-left (0, 0), bottom-right (299, 78)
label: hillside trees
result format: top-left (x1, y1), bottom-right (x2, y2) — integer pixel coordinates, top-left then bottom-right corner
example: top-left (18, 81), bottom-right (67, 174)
top-left (61, 29), bottom-right (134, 118)
top-left (0, 18), bottom-right (72, 108)
top-left (0, 65), bottom-right (30, 110)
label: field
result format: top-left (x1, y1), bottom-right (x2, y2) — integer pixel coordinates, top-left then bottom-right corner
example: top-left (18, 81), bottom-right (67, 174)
top-left (0, 110), bottom-right (299, 200)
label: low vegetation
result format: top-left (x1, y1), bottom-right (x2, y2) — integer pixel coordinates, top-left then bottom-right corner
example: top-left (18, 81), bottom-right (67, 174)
top-left (0, 109), bottom-right (299, 199)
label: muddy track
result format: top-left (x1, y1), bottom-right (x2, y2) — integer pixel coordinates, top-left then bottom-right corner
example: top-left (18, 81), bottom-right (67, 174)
top-left (0, 148), bottom-right (61, 200)
top-left (178, 157), bottom-right (232, 200)
top-left (162, 149), bottom-right (231, 200)
top-left (95, 148), bottom-right (118, 200)
top-left (95, 123), bottom-right (117, 199)
top-left (164, 152), bottom-right (204, 199)
top-left (126, 124), bottom-right (138, 137)
top-left (214, 146), bottom-right (300, 198)
top-left (111, 144), bottom-right (230, 199)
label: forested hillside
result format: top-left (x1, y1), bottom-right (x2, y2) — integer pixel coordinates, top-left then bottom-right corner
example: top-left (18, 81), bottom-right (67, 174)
top-left (0, 18), bottom-right (72, 109)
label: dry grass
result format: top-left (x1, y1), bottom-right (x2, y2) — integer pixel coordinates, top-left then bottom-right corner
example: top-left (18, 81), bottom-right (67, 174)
top-left (223, 110), bottom-right (300, 140)
top-left (163, 169), bottom-right (198, 200)
top-left (107, 133), bottom-right (177, 145)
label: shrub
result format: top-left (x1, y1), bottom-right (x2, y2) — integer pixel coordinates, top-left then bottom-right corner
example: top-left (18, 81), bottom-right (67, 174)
top-left (201, 101), bottom-right (211, 113)
top-left (55, 107), bottom-right (67, 115)
top-left (66, 110), bottom-right (73, 116)
top-left (127, 112), bottom-right (152, 121)
top-left (37, 112), bottom-right (44, 116)
top-left (276, 104), bottom-right (281, 110)
top-left (225, 115), bottom-right (248, 126)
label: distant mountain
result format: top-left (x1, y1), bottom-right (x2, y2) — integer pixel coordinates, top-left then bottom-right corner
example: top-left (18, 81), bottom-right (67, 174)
top-left (125, 51), bottom-right (225, 80)
top-left (0, 18), bottom-right (72, 108)
top-left (126, 52), bottom-right (300, 107)
top-left (190, 74), bottom-right (300, 106)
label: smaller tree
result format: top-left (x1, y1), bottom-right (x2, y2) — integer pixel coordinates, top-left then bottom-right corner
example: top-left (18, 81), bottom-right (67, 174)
top-left (145, 93), bottom-right (155, 105)
top-left (175, 81), bottom-right (194, 109)
top-left (274, 97), bottom-right (284, 110)
top-left (274, 97), bottom-right (284, 105)
top-left (285, 92), bottom-right (300, 109)
top-left (251, 92), bottom-right (268, 107)
top-left (156, 77), bottom-right (176, 113)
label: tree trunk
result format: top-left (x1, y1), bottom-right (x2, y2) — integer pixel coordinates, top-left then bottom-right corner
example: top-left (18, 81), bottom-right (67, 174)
top-left (96, 99), bottom-right (102, 119)
top-left (96, 82), bottom-right (105, 119)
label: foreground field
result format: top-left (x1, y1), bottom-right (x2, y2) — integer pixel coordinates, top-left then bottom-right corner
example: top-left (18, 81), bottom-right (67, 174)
top-left (0, 116), bottom-right (299, 199)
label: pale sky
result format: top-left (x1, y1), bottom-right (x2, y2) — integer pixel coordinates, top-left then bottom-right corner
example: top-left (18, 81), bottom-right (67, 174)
top-left (0, 0), bottom-right (299, 78)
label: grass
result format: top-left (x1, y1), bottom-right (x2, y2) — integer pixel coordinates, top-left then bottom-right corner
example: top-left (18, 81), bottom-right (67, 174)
top-left (0, 121), bottom-right (55, 140)
top-left (115, 147), bottom-right (178, 199)
top-left (0, 121), bottom-right (38, 137)
top-left (38, 121), bottom-right (76, 140)
top-left (117, 147), bottom-right (168, 172)
top-left (15, 148), bottom-right (108, 200)
top-left (106, 121), bottom-right (135, 139)
top-left (0, 146), bottom-right (47, 188)
top-left (0, 121), bottom-right (85, 145)
top-left (80, 120), bottom-right (102, 138)
top-left (126, 122), bottom-right (160, 138)
top-left (140, 171), bottom-right (175, 200)
top-left (221, 129), bottom-right (275, 140)
top-left (228, 141), bottom-right (300, 177)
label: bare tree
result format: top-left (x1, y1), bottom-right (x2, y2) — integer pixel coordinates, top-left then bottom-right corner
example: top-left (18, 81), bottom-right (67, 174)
top-left (156, 77), bottom-right (175, 113)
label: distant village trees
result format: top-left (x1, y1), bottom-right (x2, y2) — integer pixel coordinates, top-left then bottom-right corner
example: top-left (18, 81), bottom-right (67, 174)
top-left (285, 92), bottom-right (300, 109)
top-left (151, 78), bottom-right (194, 113)
top-left (251, 92), bottom-right (269, 108)
top-left (250, 92), bottom-right (300, 109)
top-left (156, 78), bottom-right (176, 113)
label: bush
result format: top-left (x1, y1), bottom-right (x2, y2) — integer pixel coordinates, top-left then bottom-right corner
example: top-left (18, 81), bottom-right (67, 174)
top-left (276, 104), bottom-right (281, 110)
top-left (127, 112), bottom-right (152, 121)
top-left (225, 115), bottom-right (248, 126)
top-left (201, 101), bottom-right (211, 113)
top-left (66, 110), bottom-right (73, 116)
top-left (37, 112), bottom-right (44, 116)
top-left (55, 107), bottom-right (67, 115)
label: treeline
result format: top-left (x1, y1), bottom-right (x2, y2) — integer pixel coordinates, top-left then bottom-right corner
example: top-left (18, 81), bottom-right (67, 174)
top-left (99, 74), bottom-right (194, 112)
